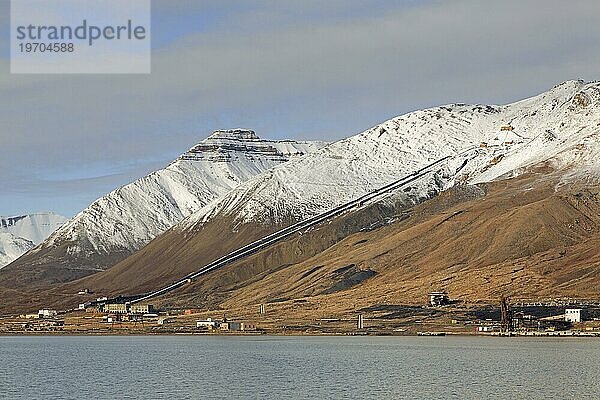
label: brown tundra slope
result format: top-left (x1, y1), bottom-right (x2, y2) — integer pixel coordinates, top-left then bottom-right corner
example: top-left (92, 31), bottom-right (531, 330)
top-left (4, 81), bottom-right (600, 316)
top-left (128, 162), bottom-right (600, 317)
top-left (3, 161), bottom-right (600, 316)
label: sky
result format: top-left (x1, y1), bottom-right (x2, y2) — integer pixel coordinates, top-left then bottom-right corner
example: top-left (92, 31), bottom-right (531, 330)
top-left (1, 0), bottom-right (600, 217)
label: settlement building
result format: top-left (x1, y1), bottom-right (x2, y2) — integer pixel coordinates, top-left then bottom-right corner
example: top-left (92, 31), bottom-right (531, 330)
top-left (130, 304), bottom-right (154, 315)
top-left (218, 321), bottom-right (256, 331)
top-left (38, 309), bottom-right (58, 318)
top-left (102, 303), bottom-right (155, 315)
top-left (241, 323), bottom-right (257, 331)
top-left (428, 291), bottom-right (449, 307)
top-left (478, 325), bottom-right (501, 332)
top-left (104, 304), bottom-right (128, 314)
top-left (565, 309), bottom-right (582, 323)
top-left (196, 318), bottom-right (218, 330)
top-left (220, 321), bottom-right (242, 331)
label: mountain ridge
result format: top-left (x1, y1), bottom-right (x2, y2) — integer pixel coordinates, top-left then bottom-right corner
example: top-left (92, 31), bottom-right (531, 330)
top-left (42, 80), bottom-right (600, 303)
top-left (0, 213), bottom-right (68, 268)
top-left (0, 129), bottom-right (326, 284)
top-left (176, 80), bottom-right (599, 234)
top-left (3, 81), bottom-right (600, 313)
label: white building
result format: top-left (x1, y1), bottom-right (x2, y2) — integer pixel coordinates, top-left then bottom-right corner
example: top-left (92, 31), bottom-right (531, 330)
top-left (196, 318), bottom-right (218, 330)
top-left (565, 309), bottom-right (582, 323)
top-left (478, 325), bottom-right (500, 332)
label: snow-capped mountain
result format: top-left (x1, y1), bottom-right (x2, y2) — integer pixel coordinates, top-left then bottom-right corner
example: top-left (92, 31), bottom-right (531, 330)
top-left (0, 213), bottom-right (68, 268)
top-left (0, 233), bottom-right (33, 268)
top-left (183, 80), bottom-right (600, 231)
top-left (12, 130), bottom-right (326, 275)
top-left (63, 80), bottom-right (600, 300)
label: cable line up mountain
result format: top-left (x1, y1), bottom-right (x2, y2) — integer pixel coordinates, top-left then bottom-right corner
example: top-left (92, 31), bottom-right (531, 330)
top-left (126, 146), bottom-right (478, 306)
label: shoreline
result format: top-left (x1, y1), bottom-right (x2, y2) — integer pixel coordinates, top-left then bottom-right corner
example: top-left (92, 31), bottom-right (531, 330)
top-left (2, 330), bottom-right (600, 338)
top-left (4, 301), bottom-right (600, 337)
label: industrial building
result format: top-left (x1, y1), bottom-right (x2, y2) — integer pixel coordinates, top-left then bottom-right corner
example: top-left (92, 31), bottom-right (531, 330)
top-left (130, 304), bottom-right (154, 315)
top-left (478, 325), bottom-right (501, 332)
top-left (196, 318), bottom-right (257, 332)
top-left (102, 303), bottom-right (154, 315)
top-left (565, 309), bottom-right (583, 323)
top-left (428, 291), bottom-right (449, 307)
top-left (104, 304), bottom-right (128, 314)
top-left (219, 321), bottom-right (242, 331)
top-left (38, 309), bottom-right (58, 318)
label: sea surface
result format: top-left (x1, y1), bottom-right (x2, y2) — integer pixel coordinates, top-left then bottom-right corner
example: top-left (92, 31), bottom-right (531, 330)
top-left (2, 335), bottom-right (599, 399)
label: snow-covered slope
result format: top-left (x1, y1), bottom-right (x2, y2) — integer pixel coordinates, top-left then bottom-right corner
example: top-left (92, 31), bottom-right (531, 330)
top-left (182, 80), bottom-right (600, 231)
top-left (0, 233), bottom-right (34, 268)
top-left (0, 213), bottom-right (68, 268)
top-left (22, 130), bottom-right (326, 272)
top-left (1, 213), bottom-right (69, 244)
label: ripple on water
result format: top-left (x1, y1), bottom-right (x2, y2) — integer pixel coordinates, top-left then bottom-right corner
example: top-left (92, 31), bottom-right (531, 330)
top-left (1, 336), bottom-right (599, 399)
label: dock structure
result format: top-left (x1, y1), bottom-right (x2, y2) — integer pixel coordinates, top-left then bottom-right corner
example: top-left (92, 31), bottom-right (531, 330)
top-left (357, 314), bottom-right (364, 330)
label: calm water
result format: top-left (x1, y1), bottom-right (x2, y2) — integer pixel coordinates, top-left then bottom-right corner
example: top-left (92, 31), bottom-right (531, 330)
top-left (2, 335), bottom-right (600, 399)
